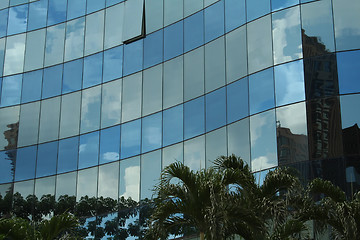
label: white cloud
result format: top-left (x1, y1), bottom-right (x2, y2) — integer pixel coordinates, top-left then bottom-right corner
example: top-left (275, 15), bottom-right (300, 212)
top-left (102, 152), bottom-right (119, 161)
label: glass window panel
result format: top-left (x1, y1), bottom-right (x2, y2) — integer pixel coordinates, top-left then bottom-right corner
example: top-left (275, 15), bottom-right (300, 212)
top-left (164, 0), bottom-right (182, 26)
top-left (7, 4), bottom-right (28, 35)
top-left (120, 119), bottom-right (141, 159)
top-left (58, 136), bottom-right (78, 174)
top-left (145, 0), bottom-right (163, 34)
top-left (184, 0), bottom-right (203, 17)
top-left (163, 56), bottom-right (183, 109)
top-left (184, 11), bottom-right (204, 52)
top-left (24, 29), bottom-right (46, 72)
top-left (38, 97), bottom-right (60, 143)
top-left (0, 106), bottom-right (19, 150)
top-left (333, 0), bottom-right (360, 51)
top-left (103, 46), bottom-right (123, 83)
top-left (205, 37), bottom-right (225, 93)
top-left (119, 156), bottom-right (140, 201)
top-left (80, 86), bottom-right (101, 133)
top-left (15, 146), bottom-right (36, 181)
top-left (0, 0), bottom-right (9, 10)
top-left (341, 94), bottom-right (360, 129)
top-left (123, 0), bottom-right (144, 42)
top-left (99, 125), bottom-right (120, 164)
top-left (28, 0), bottom-right (47, 31)
top-left (77, 167), bottom-right (98, 201)
top-left (144, 29), bottom-right (163, 68)
top-left (64, 18), bottom-right (85, 62)
top-left (250, 110), bottom-right (278, 172)
top-left (142, 112), bottom-right (162, 153)
top-left (18, 102), bottom-right (40, 147)
top-left (249, 68), bottom-right (275, 115)
top-left (246, 0), bottom-right (270, 22)
top-left (1, 74), bottom-right (22, 107)
top-left (56, 172), bottom-right (77, 198)
top-left (206, 127), bottom-right (227, 168)
top-left (123, 39), bottom-right (143, 76)
top-left (14, 180), bottom-right (34, 198)
top-left (142, 65), bottom-right (162, 116)
top-left (85, 11), bottom-right (104, 55)
top-left (164, 21), bottom-right (183, 61)
top-left (206, 87), bottom-right (226, 132)
top-left (227, 78), bottom-right (249, 124)
top-left (104, 3), bottom-right (124, 49)
top-left (184, 47), bottom-right (204, 101)
top-left (122, 73), bottom-right (142, 123)
top-left (337, 50), bottom-right (360, 94)
top-left (184, 135), bottom-right (205, 171)
top-left (79, 131), bottom-right (99, 169)
top-left (59, 92), bottom-right (81, 138)
top-left (4, 34), bottom-right (26, 76)
top-left (106, 0), bottom-right (123, 7)
top-left (274, 60), bottom-right (305, 106)
top-left (0, 183), bottom-right (12, 198)
top-left (35, 176), bottom-right (55, 199)
top-left (225, 26), bottom-right (247, 83)
top-left (204, 0), bottom-right (224, 43)
top-left (0, 150), bottom-right (16, 184)
top-left (67, 0), bottom-right (86, 20)
top-left (44, 23), bottom-right (65, 67)
top-left (101, 80), bottom-right (122, 128)
top-left (98, 162), bottom-right (119, 199)
top-left (47, 0), bottom-right (67, 26)
top-left (204, 0), bottom-right (218, 7)
top-left (62, 59), bottom-right (83, 94)
top-left (0, 40), bottom-right (4, 77)
top-left (271, 0), bottom-right (298, 11)
top-left (83, 53), bottom-right (103, 88)
top-left (162, 142), bottom-right (183, 168)
top-left (42, 64), bottom-right (62, 99)
top-left (163, 105), bottom-right (183, 147)
top-left (87, 0), bottom-right (105, 14)
top-left (184, 96), bottom-right (205, 140)
top-left (141, 150), bottom-right (161, 199)
top-left (225, 0), bottom-right (245, 32)
top-left (0, 9), bottom-right (8, 38)
top-left (227, 118), bottom-right (250, 164)
top-left (247, 15), bottom-right (273, 74)
top-left (36, 141), bottom-right (58, 178)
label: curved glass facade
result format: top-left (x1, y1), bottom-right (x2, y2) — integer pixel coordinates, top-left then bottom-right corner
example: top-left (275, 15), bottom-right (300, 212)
top-left (0, 0), bottom-right (360, 238)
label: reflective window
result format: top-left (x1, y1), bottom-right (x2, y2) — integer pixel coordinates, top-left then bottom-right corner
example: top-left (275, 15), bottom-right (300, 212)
top-left (0, 106), bottom-right (19, 150)
top-left (249, 68), bottom-right (275, 115)
top-left (184, 96), bottom-right (205, 140)
top-left (47, 0), bottom-right (67, 26)
top-left (104, 3), bottom-right (124, 49)
top-left (62, 59), bottom-right (83, 94)
top-left (143, 65), bottom-right (162, 116)
top-left (28, 0), bottom-right (47, 31)
top-left (163, 56), bottom-right (183, 109)
top-left (271, 0), bottom-right (298, 11)
top-left (45, 23), bottom-right (65, 67)
top-left (77, 167), bottom-right (98, 201)
top-left (58, 136), bottom-right (78, 174)
top-left (0, 9), bottom-right (8, 38)
top-left (0, 150), bottom-right (16, 184)
top-left (0, 39), bottom-right (5, 76)
top-left (121, 119), bottom-right (141, 159)
top-left (144, 29), bottom-right (163, 68)
top-left (206, 127), bottom-right (227, 168)
top-left (103, 46), bottom-right (123, 83)
top-left (205, 37), bottom-right (226, 93)
top-left (38, 97), bottom-right (60, 143)
top-left (141, 150), bottom-right (161, 199)
top-left (0, 0), bottom-right (8, 10)
top-left (204, 0), bottom-right (224, 43)
top-left (56, 172), bottom-right (77, 198)
top-left (162, 142), bottom-right (183, 168)
top-left (107, 0), bottom-right (123, 7)
top-left (18, 102), bottom-right (40, 147)
top-left (145, 0), bottom-right (163, 33)
top-left (206, 87), bottom-right (226, 132)
top-left (164, 0), bottom-right (183, 26)
top-left (36, 141), bottom-right (58, 178)
top-left (164, 21), bottom-right (183, 61)
top-left (246, 0), bottom-right (270, 22)
top-left (142, 112), bottom-right (162, 153)
top-left (1, 74), bottom-right (22, 107)
top-left (123, 0), bottom-right (144, 42)
top-left (101, 80), bottom-right (122, 128)
top-left (337, 50), bottom-right (360, 94)
top-left (341, 94), bottom-right (360, 129)
top-left (85, 10), bottom-right (104, 55)
top-left (64, 18), bottom-right (85, 62)
top-left (184, 0), bottom-right (203, 17)
top-left (35, 176), bottom-right (55, 198)
top-left (227, 118), bottom-right (251, 164)
top-left (42, 64), bottom-right (62, 99)
top-left (123, 39), bottom-right (143, 76)
top-left (79, 131), bottom-right (100, 169)
top-left (274, 60), bottom-right (305, 106)
top-left (225, 0), bottom-right (246, 32)
top-left (87, 0), bottom-right (105, 14)
top-left (24, 29), bottom-right (46, 71)
top-left (80, 86), bottom-right (101, 133)
top-left (13, 180), bottom-right (34, 199)
top-left (60, 92), bottom-right (81, 138)
top-left (99, 125), bottom-right (120, 164)
top-left (67, 0), bottom-right (86, 20)
top-left (7, 4), bottom-right (28, 35)
top-left (4, 34), bottom-right (26, 76)
top-left (10, 0), bottom-right (27, 6)
top-left (227, 78), bottom-right (249, 123)
top-left (122, 73), bottom-right (142, 123)
top-left (163, 105), bottom-right (183, 147)
top-left (184, 135), bottom-right (205, 171)
top-left (98, 162), bottom-right (119, 199)
top-left (184, 47), bottom-right (204, 101)
top-left (15, 146), bottom-right (36, 181)
top-left (184, 11), bottom-right (204, 52)
top-left (0, 183), bottom-right (11, 197)
top-left (83, 53), bottom-right (103, 88)
top-left (119, 156), bottom-right (140, 201)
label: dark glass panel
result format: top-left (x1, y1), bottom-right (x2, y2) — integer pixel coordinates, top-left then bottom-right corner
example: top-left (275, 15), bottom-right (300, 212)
top-left (42, 64), bottom-right (62, 99)
top-left (206, 87), bottom-right (226, 132)
top-left (144, 29), bottom-right (163, 69)
top-left (142, 112), bottom-right (162, 153)
top-left (225, 0), bottom-right (245, 32)
top-left (184, 97), bottom-right (205, 140)
top-left (15, 146), bottom-right (36, 181)
top-left (99, 125), bottom-right (120, 164)
top-left (164, 21), bottom-right (183, 61)
top-left (47, 0), bottom-right (67, 26)
top-left (58, 136), bottom-right (78, 174)
top-left (0, 106), bottom-right (19, 150)
top-left (163, 105), bottom-right (183, 147)
top-left (36, 141), bottom-right (58, 178)
top-left (337, 50), bottom-right (360, 94)
top-left (21, 70), bottom-right (43, 103)
top-left (204, 0), bottom-right (224, 43)
top-left (28, 0), bottom-right (48, 31)
top-left (227, 78), bottom-right (249, 124)
top-left (227, 118), bottom-right (251, 164)
top-left (0, 150), bottom-right (16, 184)
top-left (184, 11), bottom-right (204, 52)
top-left (62, 59), bottom-right (83, 94)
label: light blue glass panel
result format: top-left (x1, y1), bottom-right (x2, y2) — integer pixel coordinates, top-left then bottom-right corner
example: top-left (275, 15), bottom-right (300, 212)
top-left (141, 150), bottom-right (161, 199)
top-left (99, 125), bottom-right (120, 164)
top-left (4, 34), bottom-right (26, 75)
top-left (1, 74), bottom-right (22, 107)
top-left (64, 18), bottom-right (85, 62)
top-left (87, 0), bottom-right (105, 14)
top-left (38, 97), bottom-right (60, 143)
top-left (77, 167), bottom-right (98, 200)
top-left (42, 64), bottom-right (62, 99)
top-left (184, 0), bottom-right (203, 17)
top-left (121, 119), bottom-right (141, 159)
top-left (184, 135), bottom-right (205, 171)
top-left (121, 73), bottom-right (142, 123)
top-left (62, 59), bottom-right (83, 94)
top-left (145, 0), bottom-right (163, 34)
top-left (47, 0), bottom-right (67, 26)
top-left (164, 0), bottom-right (182, 26)
top-left (206, 87), bottom-right (226, 132)
top-left (123, 39), bottom-right (143, 76)
top-left (104, 3), bottom-right (124, 49)
top-left (184, 97), bottom-right (205, 140)
top-left (0, 106), bottom-right (19, 150)
top-left (103, 46), bottom-right (123, 82)
top-left (0, 39), bottom-right (4, 76)
top-left (162, 142), bottom-right (183, 167)
top-left (206, 127), bottom-right (227, 168)
top-left (227, 78), bottom-right (249, 123)
top-left (205, 37), bottom-right (226, 93)
top-left (0, 9), bottom-right (8, 38)
top-left (144, 29), bottom-right (163, 69)
top-left (204, 0), bottom-right (224, 43)
top-left (58, 137), bottom-right (78, 174)
top-left (246, 0), bottom-right (270, 22)
top-left (0, 150), bottom-right (16, 184)
top-left (59, 92), bottom-right (81, 138)
top-left (163, 105), bottom-right (183, 147)
top-left (184, 11), bottom-right (204, 52)
top-left (119, 156), bottom-right (140, 201)
top-left (36, 141), bottom-right (58, 178)
top-left (142, 112), bottom-right (162, 153)
top-left (79, 131), bottom-right (99, 169)
top-left (101, 80), bottom-right (122, 128)
top-left (271, 0), bottom-right (298, 11)
top-left (164, 21), bottom-right (183, 61)
top-left (0, 0), bottom-right (9, 10)
top-left (9, 0), bottom-right (27, 6)
top-left (163, 56), bottom-right (183, 109)
top-left (337, 50), bottom-right (360, 94)
top-left (184, 47), bottom-right (204, 101)
top-left (106, 0), bottom-right (123, 7)
top-left (67, 0), bottom-right (86, 20)
top-left (123, 0), bottom-right (144, 42)
top-left (225, 0), bottom-right (245, 32)
top-left (98, 161), bottom-right (119, 198)
top-left (142, 65), bottom-right (162, 116)
top-left (15, 146), bottom-right (36, 181)
top-left (7, 4), bottom-right (28, 35)
top-left (227, 118), bottom-right (251, 164)
top-left (84, 10), bottom-right (104, 55)
top-left (24, 29), bottom-right (46, 72)
top-left (83, 53), bottom-right (103, 88)
top-left (18, 102), bottom-right (40, 147)
top-left (80, 86), bottom-right (101, 133)
top-left (45, 23), bottom-right (65, 67)
top-left (28, 0), bottom-right (48, 31)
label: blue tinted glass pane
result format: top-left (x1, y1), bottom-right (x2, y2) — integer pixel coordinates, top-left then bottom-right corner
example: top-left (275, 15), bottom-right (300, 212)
top-left (206, 87), bottom-right (226, 131)
top-left (144, 29), bottom-right (163, 69)
top-left (204, 0), bottom-right (225, 43)
top-left (67, 0), bottom-right (86, 20)
top-left (36, 141), bottom-right (58, 177)
top-left (62, 59), bottom-right (83, 94)
top-left (9, 0), bottom-right (26, 6)
top-left (184, 96), bottom-right (205, 140)
top-left (28, 0), bottom-right (48, 31)
top-left (337, 50), bottom-right (360, 94)
top-left (103, 45), bottom-right (123, 82)
top-left (106, 0), bottom-right (123, 7)
top-left (163, 105), bottom-right (183, 147)
top-left (184, 11), bottom-right (204, 52)
top-left (227, 78), bottom-right (249, 123)
top-left (7, 5), bottom-right (28, 35)
top-left (83, 52), bottom-right (103, 88)
top-left (0, 150), bottom-right (16, 184)
top-left (42, 64), bottom-right (62, 99)
top-left (249, 68), bottom-right (275, 115)
top-left (0, 9), bottom-right (8, 38)
top-left (142, 112), bottom-right (162, 153)
top-left (100, 125), bottom-right (120, 164)
top-left (47, 0), bottom-right (67, 26)
top-left (15, 146), bottom-right (36, 181)
top-left (22, 70), bottom-right (43, 103)
top-left (271, 0), bottom-right (298, 11)
top-left (58, 137), bottom-right (78, 174)
top-left (121, 119), bottom-right (141, 159)
top-left (78, 131), bottom-right (99, 169)
top-left (87, 0), bottom-right (105, 14)
top-left (123, 39), bottom-right (143, 76)
top-left (164, 21), bottom-right (183, 61)
top-left (225, 0), bottom-right (245, 32)
top-left (246, 0), bottom-right (270, 22)
top-left (1, 74), bottom-right (22, 107)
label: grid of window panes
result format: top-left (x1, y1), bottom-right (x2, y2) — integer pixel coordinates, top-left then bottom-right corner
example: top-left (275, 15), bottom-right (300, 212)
top-left (1, 0), bottom-right (360, 236)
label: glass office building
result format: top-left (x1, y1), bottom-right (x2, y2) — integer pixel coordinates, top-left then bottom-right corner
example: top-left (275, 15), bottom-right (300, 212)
top-left (0, 0), bottom-right (359, 238)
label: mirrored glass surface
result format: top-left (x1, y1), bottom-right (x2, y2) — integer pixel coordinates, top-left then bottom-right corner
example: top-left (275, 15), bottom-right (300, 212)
top-left (337, 50), bottom-right (360, 94)
top-left (4, 34), bottom-right (26, 75)
top-left (56, 171), bottom-right (77, 199)
top-left (80, 86), bottom-right (101, 133)
top-left (78, 131), bottom-right (100, 169)
top-left (57, 136), bottom-right (78, 174)
top-left (227, 77), bottom-right (249, 124)
top-left (0, 39), bottom-right (4, 76)
top-left (18, 102), bottom-right (40, 147)
top-left (164, 0), bottom-right (183, 26)
top-left (87, 0), bottom-right (105, 14)
top-left (36, 141), bottom-right (58, 178)
top-left (119, 156), bottom-right (140, 201)
top-left (0, 106), bottom-right (19, 150)
top-left (7, 4), bottom-right (28, 35)
top-left (122, 73), bottom-right (142, 123)
top-left (0, 9), bottom-right (8, 38)
top-left (184, 97), bottom-right (205, 140)
top-left (62, 59), bottom-right (83, 94)
top-left (123, 0), bottom-right (144, 43)
top-left (44, 23), bottom-right (65, 67)
top-left (0, 0), bottom-right (8, 10)
top-left (0, 183), bottom-right (12, 197)
top-left (123, 39), bottom-right (143, 76)
top-left (205, 37), bottom-right (226, 92)
top-left (83, 53), bottom-right (103, 88)
top-left (35, 176), bottom-right (55, 198)
top-left (144, 29), bottom-right (163, 68)
top-left (184, 11), bottom-right (204, 52)
top-left (246, 0), bottom-right (270, 22)
top-left (184, 0), bottom-right (203, 17)
top-left (42, 64), bottom-right (62, 99)
top-left (163, 56), bottom-right (183, 109)
top-left (101, 80), bottom-right (122, 128)
top-left (121, 119), bottom-right (141, 159)
top-left (60, 92), bottom-right (81, 138)
top-left (206, 127), bottom-right (227, 168)
top-left (0, 150), bottom-right (16, 184)
top-left (163, 105), bottom-right (183, 147)
top-left (271, 0), bottom-right (298, 11)
top-left (104, 3), bottom-right (124, 49)
top-left (204, 0), bottom-right (224, 43)
top-left (67, 0), bottom-right (86, 20)
top-left (98, 161), bottom-right (119, 199)
top-left (225, 0), bottom-right (245, 32)
top-left (14, 180), bottom-right (34, 199)
top-left (143, 65), bottom-right (162, 116)
top-left (15, 146), bottom-right (36, 181)
top-left (162, 142), bottom-right (184, 168)
top-left (227, 118), bottom-right (250, 164)
top-left (24, 29), bottom-right (46, 72)
top-left (47, 0), bottom-right (66, 26)
top-left (99, 125), bottom-right (120, 164)
top-left (38, 97), bottom-right (60, 143)
top-left (142, 112), bottom-right (162, 153)
top-left (184, 135), bottom-right (205, 171)
top-left (184, 47), bottom-right (204, 101)
top-left (164, 21), bottom-right (183, 61)
top-left (141, 150), bottom-right (161, 199)
top-left (145, 0), bottom-right (163, 33)
top-left (1, 74), bottom-right (22, 107)
top-left (77, 167), bottom-right (98, 201)
top-left (28, 0), bottom-right (47, 30)
top-left (206, 87), bottom-right (226, 132)
top-left (85, 10), bottom-right (104, 55)
top-left (103, 46), bottom-right (123, 83)
top-left (64, 18), bottom-right (85, 62)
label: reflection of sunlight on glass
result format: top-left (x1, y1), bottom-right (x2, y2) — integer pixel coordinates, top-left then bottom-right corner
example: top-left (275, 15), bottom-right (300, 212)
top-left (123, 166), bottom-right (140, 201)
